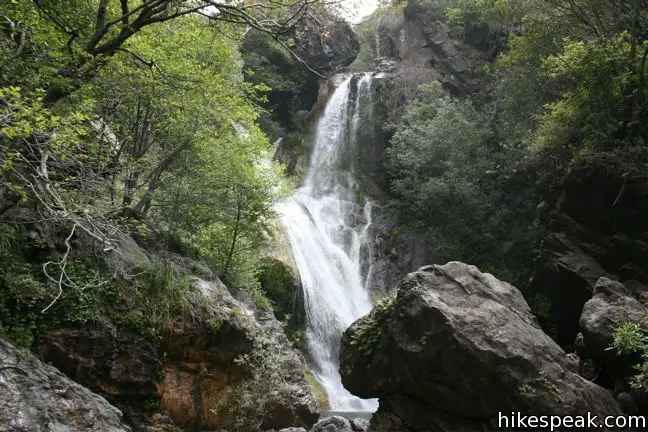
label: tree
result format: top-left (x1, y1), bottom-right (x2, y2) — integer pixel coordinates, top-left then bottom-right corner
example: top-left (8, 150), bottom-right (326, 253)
top-left (1, 0), bottom-right (339, 104)
top-left (0, 5), bottom-right (287, 325)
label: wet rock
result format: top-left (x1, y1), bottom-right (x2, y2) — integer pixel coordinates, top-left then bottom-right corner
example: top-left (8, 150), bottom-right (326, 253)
top-left (350, 417), bottom-right (370, 432)
top-left (340, 262), bottom-right (621, 431)
top-left (0, 337), bottom-right (131, 432)
top-left (311, 416), bottom-right (353, 432)
top-left (40, 276), bottom-right (318, 431)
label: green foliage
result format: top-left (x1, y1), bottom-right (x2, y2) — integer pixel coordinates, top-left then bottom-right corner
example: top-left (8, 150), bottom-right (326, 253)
top-left (0, 226), bottom-right (107, 347)
top-left (143, 397), bottom-right (161, 412)
top-left (613, 322), bottom-right (648, 356)
top-left (241, 30), bottom-right (308, 93)
top-left (257, 258), bottom-right (300, 320)
top-left (531, 294), bottom-right (551, 321)
top-left (0, 220), bottom-right (190, 346)
top-left (349, 294), bottom-right (396, 356)
top-left (1, 10), bottom-right (288, 333)
top-left (386, 82), bottom-right (542, 284)
top-left (219, 325), bottom-right (291, 430)
top-left (124, 259), bottom-right (190, 339)
top-left (379, 0), bottom-right (648, 292)
top-left (612, 322), bottom-right (648, 391)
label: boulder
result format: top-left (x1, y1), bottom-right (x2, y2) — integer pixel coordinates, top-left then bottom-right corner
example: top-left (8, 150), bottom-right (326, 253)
top-left (529, 165), bottom-right (648, 348)
top-left (350, 417), bottom-right (370, 432)
top-left (528, 231), bottom-right (618, 347)
top-left (311, 416), bottom-right (353, 432)
top-left (0, 337), bottom-right (130, 432)
top-left (294, 20), bottom-right (360, 77)
top-left (340, 262), bottom-right (621, 431)
top-left (578, 277), bottom-right (648, 385)
top-left (40, 277), bottom-right (318, 431)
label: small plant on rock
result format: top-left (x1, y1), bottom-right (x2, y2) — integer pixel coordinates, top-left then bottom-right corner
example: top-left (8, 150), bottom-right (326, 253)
top-left (350, 294), bottom-right (397, 356)
top-left (612, 322), bottom-right (648, 391)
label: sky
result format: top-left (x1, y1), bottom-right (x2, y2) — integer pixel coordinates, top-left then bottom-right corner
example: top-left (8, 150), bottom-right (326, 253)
top-left (341, 0), bottom-right (380, 23)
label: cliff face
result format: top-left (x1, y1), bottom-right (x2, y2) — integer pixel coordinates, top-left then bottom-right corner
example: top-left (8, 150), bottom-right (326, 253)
top-left (527, 166), bottom-right (648, 412)
top-left (243, 13), bottom-right (361, 140)
top-left (10, 231), bottom-right (319, 432)
top-left (333, 1), bottom-right (501, 297)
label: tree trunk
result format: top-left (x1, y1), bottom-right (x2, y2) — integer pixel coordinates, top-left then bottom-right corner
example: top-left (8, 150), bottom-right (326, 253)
top-left (131, 138), bottom-right (191, 217)
top-left (223, 201), bottom-right (242, 281)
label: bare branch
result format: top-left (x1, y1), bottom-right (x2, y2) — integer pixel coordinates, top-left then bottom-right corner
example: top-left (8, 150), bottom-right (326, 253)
top-left (41, 223), bottom-right (77, 313)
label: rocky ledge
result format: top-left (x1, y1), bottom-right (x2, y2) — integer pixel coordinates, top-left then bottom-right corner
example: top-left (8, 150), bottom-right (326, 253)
top-left (0, 337), bottom-right (131, 432)
top-left (340, 262), bottom-right (622, 431)
top-left (39, 276), bottom-right (318, 431)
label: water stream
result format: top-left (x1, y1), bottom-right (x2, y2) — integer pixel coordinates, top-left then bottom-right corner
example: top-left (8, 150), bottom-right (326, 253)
top-left (278, 73), bottom-right (378, 411)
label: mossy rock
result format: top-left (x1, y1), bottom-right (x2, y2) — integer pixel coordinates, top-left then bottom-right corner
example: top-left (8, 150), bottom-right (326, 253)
top-left (305, 369), bottom-right (331, 412)
top-left (258, 258), bottom-right (304, 326)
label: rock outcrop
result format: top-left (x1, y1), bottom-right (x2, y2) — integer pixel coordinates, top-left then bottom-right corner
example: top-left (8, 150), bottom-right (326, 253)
top-left (0, 337), bottom-right (131, 432)
top-left (579, 278), bottom-right (648, 378)
top-left (40, 275), bottom-right (318, 431)
top-left (575, 277), bottom-right (648, 413)
top-left (529, 165), bottom-right (648, 348)
top-left (363, 208), bottom-right (434, 297)
top-left (311, 416), bottom-right (353, 432)
top-left (293, 19), bottom-right (360, 78)
top-left (340, 262), bottom-right (621, 431)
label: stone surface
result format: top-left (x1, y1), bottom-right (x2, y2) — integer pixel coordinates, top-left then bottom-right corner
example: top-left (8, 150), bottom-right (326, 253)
top-left (340, 262), bottom-right (622, 431)
top-left (578, 278), bottom-right (648, 388)
top-left (350, 417), bottom-right (370, 432)
top-left (294, 20), bottom-right (360, 77)
top-left (529, 165), bottom-right (648, 348)
top-left (0, 337), bottom-right (131, 432)
top-left (363, 208), bottom-right (434, 297)
top-left (40, 275), bottom-right (318, 431)
top-left (311, 416), bottom-right (353, 432)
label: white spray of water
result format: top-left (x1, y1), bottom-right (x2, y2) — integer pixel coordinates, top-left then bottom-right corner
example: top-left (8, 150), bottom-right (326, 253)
top-left (278, 74), bottom-right (377, 411)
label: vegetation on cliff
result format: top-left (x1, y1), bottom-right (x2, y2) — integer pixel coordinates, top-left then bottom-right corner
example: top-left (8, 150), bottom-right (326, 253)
top-left (0, 0), bottom-right (355, 368)
top-left (374, 0), bottom-right (648, 289)
top-left (0, 4), bottom-right (283, 348)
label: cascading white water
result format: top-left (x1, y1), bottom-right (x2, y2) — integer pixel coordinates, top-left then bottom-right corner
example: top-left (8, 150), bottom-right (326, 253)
top-left (278, 73), bottom-right (378, 411)
top-left (374, 15), bottom-right (382, 58)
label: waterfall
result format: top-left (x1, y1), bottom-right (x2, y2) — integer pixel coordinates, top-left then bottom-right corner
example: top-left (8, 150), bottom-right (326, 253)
top-left (374, 15), bottom-right (382, 58)
top-left (278, 73), bottom-right (378, 412)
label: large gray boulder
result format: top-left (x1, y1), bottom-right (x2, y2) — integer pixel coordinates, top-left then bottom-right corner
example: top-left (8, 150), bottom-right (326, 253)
top-left (0, 337), bottom-right (130, 432)
top-left (578, 278), bottom-right (648, 395)
top-left (311, 416), bottom-right (353, 432)
top-left (340, 262), bottom-right (622, 431)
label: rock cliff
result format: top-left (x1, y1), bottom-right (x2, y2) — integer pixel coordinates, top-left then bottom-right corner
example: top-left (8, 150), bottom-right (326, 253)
top-left (35, 233), bottom-right (318, 431)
